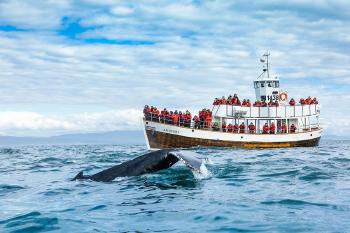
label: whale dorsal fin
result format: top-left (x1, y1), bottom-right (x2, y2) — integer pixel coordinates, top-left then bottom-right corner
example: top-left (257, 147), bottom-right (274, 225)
top-left (72, 171), bottom-right (85, 181)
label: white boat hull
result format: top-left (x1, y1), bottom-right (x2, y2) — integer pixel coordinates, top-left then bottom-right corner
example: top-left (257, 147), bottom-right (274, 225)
top-left (143, 119), bottom-right (322, 150)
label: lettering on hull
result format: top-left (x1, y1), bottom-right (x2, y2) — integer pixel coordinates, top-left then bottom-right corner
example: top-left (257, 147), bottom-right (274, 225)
top-left (163, 128), bottom-right (179, 134)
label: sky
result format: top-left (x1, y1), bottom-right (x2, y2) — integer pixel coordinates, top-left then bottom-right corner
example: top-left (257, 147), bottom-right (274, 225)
top-left (0, 0), bottom-right (349, 137)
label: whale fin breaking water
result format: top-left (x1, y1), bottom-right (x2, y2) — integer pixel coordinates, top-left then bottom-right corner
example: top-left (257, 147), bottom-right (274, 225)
top-left (72, 149), bottom-right (208, 182)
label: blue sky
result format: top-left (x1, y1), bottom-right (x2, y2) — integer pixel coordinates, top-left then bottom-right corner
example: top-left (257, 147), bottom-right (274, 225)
top-left (0, 0), bottom-right (349, 137)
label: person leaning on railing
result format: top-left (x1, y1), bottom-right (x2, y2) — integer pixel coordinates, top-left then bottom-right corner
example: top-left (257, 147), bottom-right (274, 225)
top-left (262, 123), bottom-right (269, 134)
top-left (239, 122), bottom-right (246, 133)
top-left (193, 115), bottom-right (200, 129)
top-left (151, 107), bottom-right (160, 122)
top-left (227, 123), bottom-right (233, 132)
top-left (233, 123), bottom-right (239, 133)
top-left (222, 122), bottom-right (227, 132)
top-left (143, 105), bottom-right (152, 120)
top-left (270, 122), bottom-right (276, 134)
top-left (289, 98), bottom-right (296, 106)
top-left (248, 123), bottom-right (256, 133)
top-left (290, 124), bottom-right (297, 133)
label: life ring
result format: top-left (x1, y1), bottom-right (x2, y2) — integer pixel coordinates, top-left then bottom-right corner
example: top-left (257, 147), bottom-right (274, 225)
top-left (279, 92), bottom-right (288, 101)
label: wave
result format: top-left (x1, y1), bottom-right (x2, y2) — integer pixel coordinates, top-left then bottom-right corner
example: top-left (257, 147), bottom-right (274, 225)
top-left (261, 199), bottom-right (334, 208)
top-left (0, 212), bottom-right (59, 232)
top-left (0, 184), bottom-right (25, 196)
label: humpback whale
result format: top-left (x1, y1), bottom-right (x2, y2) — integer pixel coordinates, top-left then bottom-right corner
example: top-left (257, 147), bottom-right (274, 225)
top-left (72, 149), bottom-right (205, 182)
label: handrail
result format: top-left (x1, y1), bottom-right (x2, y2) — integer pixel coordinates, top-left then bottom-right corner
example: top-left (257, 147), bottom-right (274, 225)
top-left (218, 104), bottom-right (319, 119)
top-left (143, 113), bottom-right (321, 135)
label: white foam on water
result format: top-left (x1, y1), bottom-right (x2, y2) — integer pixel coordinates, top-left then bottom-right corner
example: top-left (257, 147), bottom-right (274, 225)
top-left (192, 163), bottom-right (212, 180)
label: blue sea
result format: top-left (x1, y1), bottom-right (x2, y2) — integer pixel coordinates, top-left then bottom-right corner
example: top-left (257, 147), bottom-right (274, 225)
top-left (0, 140), bottom-right (350, 233)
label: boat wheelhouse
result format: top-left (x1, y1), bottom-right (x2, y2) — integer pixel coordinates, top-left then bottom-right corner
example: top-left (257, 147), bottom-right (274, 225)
top-left (143, 53), bottom-right (321, 150)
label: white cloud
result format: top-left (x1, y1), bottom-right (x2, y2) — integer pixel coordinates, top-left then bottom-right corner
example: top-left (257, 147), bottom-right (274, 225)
top-left (0, 109), bottom-right (142, 136)
top-left (110, 6), bottom-right (134, 16)
top-left (0, 0), bottom-right (71, 29)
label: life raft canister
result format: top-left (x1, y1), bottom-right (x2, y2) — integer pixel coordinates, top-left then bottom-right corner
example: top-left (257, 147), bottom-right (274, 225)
top-left (279, 92), bottom-right (288, 101)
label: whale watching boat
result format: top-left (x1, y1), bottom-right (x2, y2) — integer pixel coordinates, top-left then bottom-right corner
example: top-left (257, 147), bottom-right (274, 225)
top-left (142, 53), bottom-right (321, 149)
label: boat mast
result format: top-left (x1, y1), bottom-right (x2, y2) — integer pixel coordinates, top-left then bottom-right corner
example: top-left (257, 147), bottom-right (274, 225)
top-left (263, 52), bottom-right (270, 79)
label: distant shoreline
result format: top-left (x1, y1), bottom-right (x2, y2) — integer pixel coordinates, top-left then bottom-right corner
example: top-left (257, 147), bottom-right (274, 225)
top-left (0, 130), bottom-right (145, 146)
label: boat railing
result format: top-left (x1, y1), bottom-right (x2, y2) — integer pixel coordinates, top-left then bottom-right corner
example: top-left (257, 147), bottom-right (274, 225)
top-left (144, 113), bottom-right (320, 135)
top-left (220, 104), bottom-right (319, 118)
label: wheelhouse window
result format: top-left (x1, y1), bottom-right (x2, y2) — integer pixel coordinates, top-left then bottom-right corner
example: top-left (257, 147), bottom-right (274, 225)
top-left (260, 81), bottom-right (265, 87)
top-left (254, 81), bottom-right (259, 88)
top-left (274, 81), bottom-right (279, 88)
top-left (267, 81), bottom-right (272, 87)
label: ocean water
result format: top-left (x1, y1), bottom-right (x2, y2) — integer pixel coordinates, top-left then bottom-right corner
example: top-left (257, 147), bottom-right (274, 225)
top-left (0, 140), bottom-right (350, 233)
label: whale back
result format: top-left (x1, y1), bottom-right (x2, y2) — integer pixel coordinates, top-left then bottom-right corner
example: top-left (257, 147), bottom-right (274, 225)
top-left (72, 149), bottom-right (204, 182)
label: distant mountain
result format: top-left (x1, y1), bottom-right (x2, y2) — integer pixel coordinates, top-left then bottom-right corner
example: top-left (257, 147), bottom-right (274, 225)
top-left (0, 130), bottom-right (145, 146)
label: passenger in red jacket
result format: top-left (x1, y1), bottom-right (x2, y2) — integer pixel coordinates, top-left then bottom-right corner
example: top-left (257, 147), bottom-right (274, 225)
top-left (270, 122), bottom-right (276, 134)
top-left (289, 98), bottom-right (296, 106)
top-left (290, 124), bottom-right (297, 133)
top-left (239, 123), bottom-right (245, 133)
top-left (312, 97), bottom-right (318, 104)
top-left (299, 98), bottom-right (306, 105)
top-left (222, 122), bottom-right (227, 132)
top-left (143, 105), bottom-right (151, 120)
top-left (268, 99), bottom-right (274, 107)
top-left (227, 124), bottom-right (233, 133)
top-left (253, 100), bottom-right (262, 107)
top-left (246, 99), bottom-right (251, 107)
top-left (248, 123), bottom-right (256, 134)
top-left (172, 111), bottom-right (179, 126)
top-left (213, 98), bottom-right (220, 105)
top-left (205, 114), bottom-right (212, 129)
top-left (185, 111), bottom-right (192, 128)
top-left (305, 96), bottom-right (312, 105)
top-left (281, 123), bottom-right (287, 133)
top-left (262, 123), bottom-right (269, 134)
top-left (233, 124), bottom-right (239, 133)
top-left (152, 107), bottom-right (160, 122)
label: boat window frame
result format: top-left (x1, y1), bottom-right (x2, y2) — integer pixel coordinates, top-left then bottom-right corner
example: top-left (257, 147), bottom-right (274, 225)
top-left (274, 81), bottom-right (279, 88)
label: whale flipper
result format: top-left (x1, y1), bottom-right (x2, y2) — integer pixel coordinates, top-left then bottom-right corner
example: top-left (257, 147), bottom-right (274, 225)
top-left (169, 150), bottom-right (203, 172)
top-left (72, 149), bottom-right (204, 182)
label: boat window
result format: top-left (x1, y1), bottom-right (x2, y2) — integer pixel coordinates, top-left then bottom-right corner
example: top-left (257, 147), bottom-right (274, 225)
top-left (274, 81), bottom-right (279, 88)
top-left (254, 81), bottom-right (258, 88)
top-left (267, 81), bottom-right (272, 87)
top-left (260, 81), bottom-right (265, 87)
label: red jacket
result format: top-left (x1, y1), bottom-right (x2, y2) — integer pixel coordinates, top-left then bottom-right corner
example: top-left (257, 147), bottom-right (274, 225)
top-left (263, 125), bottom-right (269, 134)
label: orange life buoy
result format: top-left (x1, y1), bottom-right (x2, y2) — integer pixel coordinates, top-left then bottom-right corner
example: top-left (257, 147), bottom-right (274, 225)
top-left (279, 92), bottom-right (288, 101)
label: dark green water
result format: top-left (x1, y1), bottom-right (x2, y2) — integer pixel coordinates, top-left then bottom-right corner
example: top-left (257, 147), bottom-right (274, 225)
top-left (0, 140), bottom-right (349, 232)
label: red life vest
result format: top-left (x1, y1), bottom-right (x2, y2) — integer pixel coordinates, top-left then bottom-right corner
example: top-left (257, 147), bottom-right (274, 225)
top-left (263, 125), bottom-right (269, 134)
top-left (239, 124), bottom-right (245, 133)
top-left (281, 124), bottom-right (287, 133)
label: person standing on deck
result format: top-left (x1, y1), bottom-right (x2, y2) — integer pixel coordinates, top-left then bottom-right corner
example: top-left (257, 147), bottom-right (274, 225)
top-left (248, 123), bottom-right (256, 133)
top-left (270, 122), bottom-right (276, 134)
top-left (239, 122), bottom-right (246, 133)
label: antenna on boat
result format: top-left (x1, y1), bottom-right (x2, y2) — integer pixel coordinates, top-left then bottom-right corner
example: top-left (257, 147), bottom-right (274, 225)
top-left (261, 52), bottom-right (270, 79)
